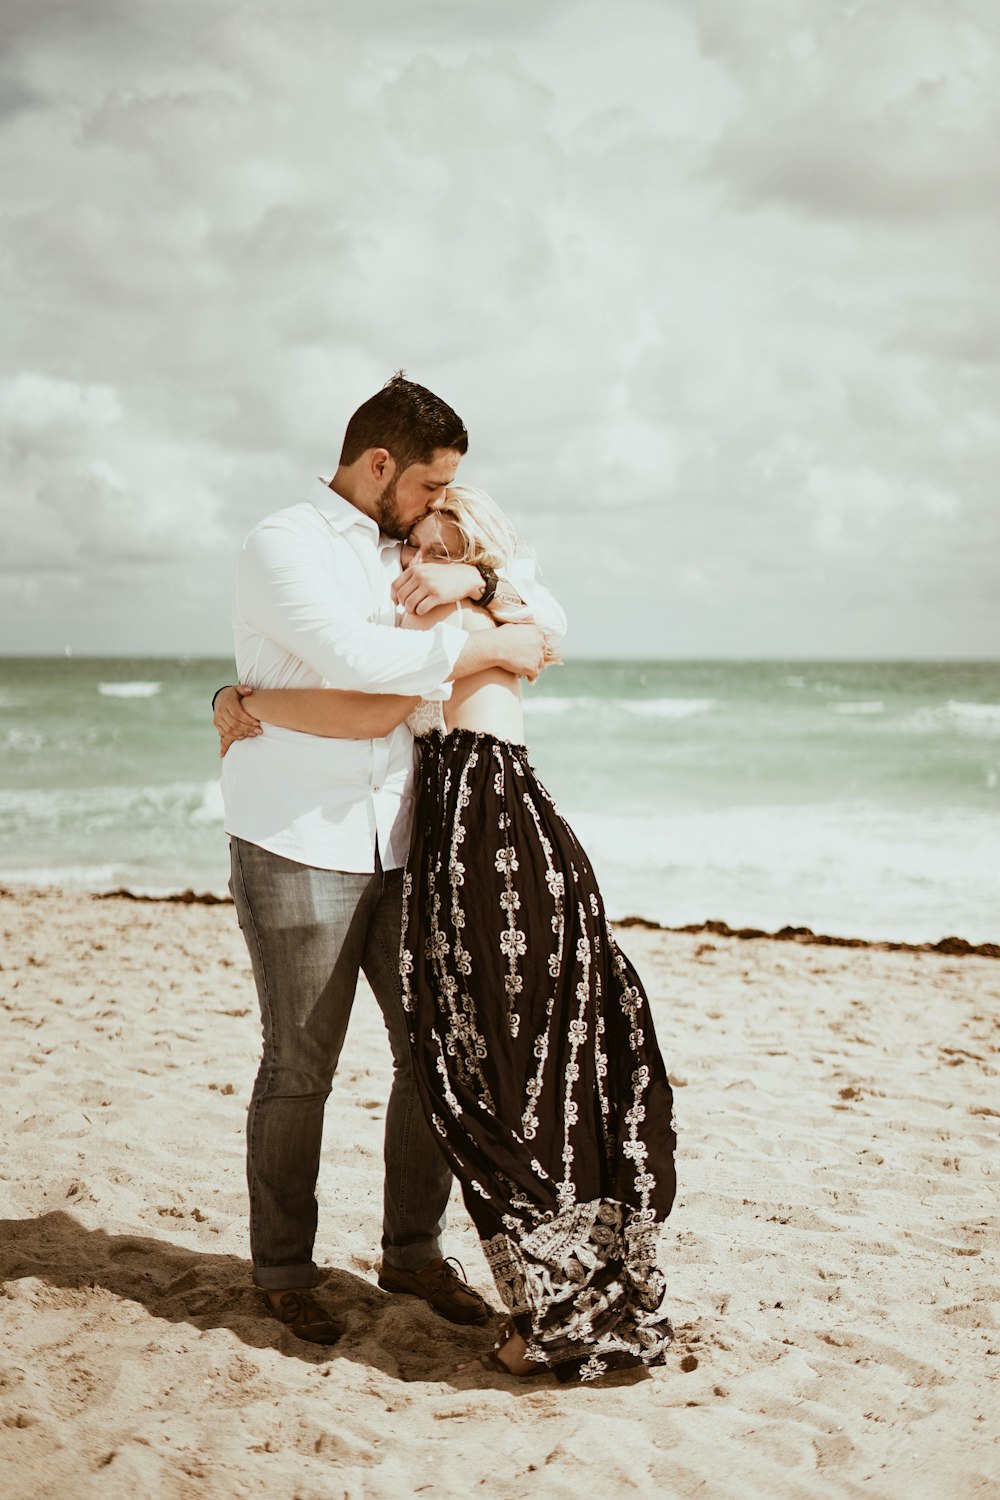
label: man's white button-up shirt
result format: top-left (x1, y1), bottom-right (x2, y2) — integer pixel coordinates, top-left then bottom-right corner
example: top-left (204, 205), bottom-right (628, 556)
top-left (222, 480), bottom-right (566, 873)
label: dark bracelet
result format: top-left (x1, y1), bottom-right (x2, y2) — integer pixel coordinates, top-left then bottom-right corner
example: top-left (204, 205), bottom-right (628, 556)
top-left (476, 564), bottom-right (498, 608)
top-left (211, 685), bottom-right (232, 711)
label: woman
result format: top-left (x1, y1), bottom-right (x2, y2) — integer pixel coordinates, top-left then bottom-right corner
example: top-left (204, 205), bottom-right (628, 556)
top-left (216, 485), bottom-right (677, 1382)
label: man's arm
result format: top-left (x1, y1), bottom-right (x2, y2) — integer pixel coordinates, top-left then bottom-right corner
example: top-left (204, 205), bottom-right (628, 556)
top-left (490, 556), bottom-right (567, 641)
top-left (391, 555), bottom-right (567, 642)
top-left (237, 517), bottom-right (466, 695)
top-left (451, 622), bottom-right (547, 681)
top-left (212, 624), bottom-right (547, 753)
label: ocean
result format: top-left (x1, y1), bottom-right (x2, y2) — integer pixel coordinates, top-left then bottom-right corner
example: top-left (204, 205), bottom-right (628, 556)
top-left (1, 657), bottom-right (997, 944)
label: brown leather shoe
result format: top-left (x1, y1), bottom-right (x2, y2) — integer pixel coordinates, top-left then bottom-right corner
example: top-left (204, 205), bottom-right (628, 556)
top-left (377, 1256), bottom-right (492, 1326)
top-left (263, 1288), bottom-right (343, 1345)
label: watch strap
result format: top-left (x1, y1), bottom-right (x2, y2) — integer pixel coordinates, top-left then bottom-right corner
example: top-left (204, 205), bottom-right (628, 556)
top-left (476, 564), bottom-right (498, 607)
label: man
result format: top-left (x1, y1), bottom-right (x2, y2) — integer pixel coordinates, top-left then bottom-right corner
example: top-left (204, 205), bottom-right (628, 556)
top-left (217, 373), bottom-right (565, 1344)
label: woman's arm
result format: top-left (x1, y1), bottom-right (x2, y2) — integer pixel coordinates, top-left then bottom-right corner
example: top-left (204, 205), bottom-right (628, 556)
top-left (214, 685), bottom-right (418, 747)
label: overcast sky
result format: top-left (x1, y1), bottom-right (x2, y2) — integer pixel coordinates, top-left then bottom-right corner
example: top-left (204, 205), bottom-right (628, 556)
top-left (2, 0), bottom-right (998, 659)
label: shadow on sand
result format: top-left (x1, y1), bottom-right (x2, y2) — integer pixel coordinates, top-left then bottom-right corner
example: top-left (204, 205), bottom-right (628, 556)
top-left (0, 1210), bottom-right (500, 1383)
top-left (0, 1212), bottom-right (652, 1390)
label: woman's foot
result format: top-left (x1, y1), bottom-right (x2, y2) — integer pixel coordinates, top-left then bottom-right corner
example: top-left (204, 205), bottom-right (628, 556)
top-left (489, 1329), bottom-right (544, 1376)
top-left (470, 1326), bottom-right (548, 1380)
top-left (457, 1322), bottom-right (546, 1378)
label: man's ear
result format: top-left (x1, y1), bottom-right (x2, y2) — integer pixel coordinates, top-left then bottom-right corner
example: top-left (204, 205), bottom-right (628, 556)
top-left (369, 448), bottom-right (393, 482)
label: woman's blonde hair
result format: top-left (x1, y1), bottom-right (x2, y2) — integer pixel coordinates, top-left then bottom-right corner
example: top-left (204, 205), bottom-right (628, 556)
top-left (437, 484), bottom-right (522, 572)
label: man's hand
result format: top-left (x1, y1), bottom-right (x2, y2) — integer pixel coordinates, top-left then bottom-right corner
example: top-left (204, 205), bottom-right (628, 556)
top-left (392, 557), bottom-right (482, 616)
top-left (491, 623), bottom-right (548, 682)
top-left (213, 684), bottom-right (261, 758)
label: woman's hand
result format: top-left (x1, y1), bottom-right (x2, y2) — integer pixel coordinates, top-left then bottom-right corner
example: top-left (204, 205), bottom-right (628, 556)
top-left (213, 684), bottom-right (261, 758)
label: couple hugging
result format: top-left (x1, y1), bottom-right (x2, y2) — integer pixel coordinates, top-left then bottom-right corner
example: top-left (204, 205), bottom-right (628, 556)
top-left (213, 373), bottom-right (676, 1383)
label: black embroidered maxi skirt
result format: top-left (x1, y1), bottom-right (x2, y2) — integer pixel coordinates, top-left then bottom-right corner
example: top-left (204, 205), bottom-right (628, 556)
top-left (400, 729), bottom-right (677, 1382)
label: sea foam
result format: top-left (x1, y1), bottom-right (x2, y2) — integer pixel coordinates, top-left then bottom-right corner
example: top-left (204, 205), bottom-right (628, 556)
top-left (98, 681), bottom-right (161, 698)
top-left (624, 698), bottom-right (715, 719)
top-left (946, 700), bottom-right (1000, 729)
top-left (526, 695), bottom-right (715, 720)
top-left (903, 701), bottom-right (1000, 736)
top-left (565, 802), bottom-right (1000, 944)
top-left (191, 780), bottom-right (225, 824)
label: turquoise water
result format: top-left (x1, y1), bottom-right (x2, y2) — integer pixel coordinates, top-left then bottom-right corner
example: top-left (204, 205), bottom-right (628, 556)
top-left (1, 658), bottom-right (998, 942)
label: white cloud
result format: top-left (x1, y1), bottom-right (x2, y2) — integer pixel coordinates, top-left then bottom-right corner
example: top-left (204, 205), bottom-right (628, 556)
top-left (696, 0), bottom-right (1000, 221)
top-left (0, 0), bottom-right (998, 656)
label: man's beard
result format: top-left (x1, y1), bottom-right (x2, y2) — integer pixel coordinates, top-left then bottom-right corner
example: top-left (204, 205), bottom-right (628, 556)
top-left (375, 474), bottom-right (408, 540)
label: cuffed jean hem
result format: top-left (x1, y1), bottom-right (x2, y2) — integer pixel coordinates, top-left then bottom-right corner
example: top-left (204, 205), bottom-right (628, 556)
top-left (381, 1235), bottom-right (446, 1272)
top-left (252, 1261), bottom-right (320, 1291)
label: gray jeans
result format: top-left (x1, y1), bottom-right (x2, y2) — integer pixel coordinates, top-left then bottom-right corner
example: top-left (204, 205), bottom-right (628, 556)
top-left (229, 836), bottom-right (451, 1289)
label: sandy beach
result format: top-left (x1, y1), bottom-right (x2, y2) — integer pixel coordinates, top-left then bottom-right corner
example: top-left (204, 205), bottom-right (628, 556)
top-left (1, 885), bottom-right (997, 1499)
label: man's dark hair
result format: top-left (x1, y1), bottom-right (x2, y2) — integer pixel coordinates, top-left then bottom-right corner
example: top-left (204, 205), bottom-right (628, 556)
top-left (339, 371), bottom-right (468, 472)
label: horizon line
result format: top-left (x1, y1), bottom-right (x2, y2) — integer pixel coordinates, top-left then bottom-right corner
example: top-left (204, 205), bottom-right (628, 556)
top-left (1, 652), bottom-right (999, 666)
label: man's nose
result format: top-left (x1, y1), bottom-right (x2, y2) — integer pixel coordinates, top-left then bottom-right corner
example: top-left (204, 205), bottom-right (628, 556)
top-left (428, 493), bottom-right (445, 509)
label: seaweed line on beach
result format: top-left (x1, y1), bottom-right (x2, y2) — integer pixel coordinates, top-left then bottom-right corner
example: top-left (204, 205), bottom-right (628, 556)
top-left (614, 914), bottom-right (1000, 961)
top-left (3, 886), bottom-right (994, 961)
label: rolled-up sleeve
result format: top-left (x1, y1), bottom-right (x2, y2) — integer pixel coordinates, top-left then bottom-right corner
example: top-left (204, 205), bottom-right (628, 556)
top-left (494, 556), bottom-right (568, 642)
top-left (236, 520), bottom-right (466, 694)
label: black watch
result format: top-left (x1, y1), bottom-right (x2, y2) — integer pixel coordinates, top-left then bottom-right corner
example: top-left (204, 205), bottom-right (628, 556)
top-left (476, 564), bottom-right (498, 608)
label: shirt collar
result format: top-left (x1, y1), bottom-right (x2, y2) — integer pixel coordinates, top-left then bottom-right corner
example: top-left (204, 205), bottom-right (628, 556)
top-left (312, 477), bottom-right (374, 535)
top-left (313, 477), bottom-right (401, 554)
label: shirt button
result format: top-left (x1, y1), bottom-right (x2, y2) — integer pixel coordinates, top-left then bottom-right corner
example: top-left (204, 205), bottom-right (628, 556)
top-left (373, 784), bottom-right (381, 792)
